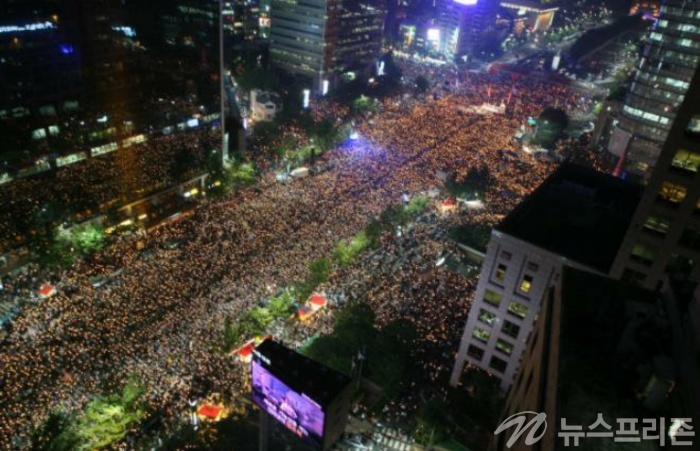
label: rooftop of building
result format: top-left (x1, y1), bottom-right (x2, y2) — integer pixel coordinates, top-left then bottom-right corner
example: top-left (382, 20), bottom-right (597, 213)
top-left (556, 267), bottom-right (669, 443)
top-left (496, 163), bottom-right (642, 273)
top-left (254, 339), bottom-right (351, 408)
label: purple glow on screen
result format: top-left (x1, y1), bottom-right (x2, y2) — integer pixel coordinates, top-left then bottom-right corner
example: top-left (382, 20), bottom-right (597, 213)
top-left (252, 360), bottom-right (325, 447)
top-left (454, 0), bottom-right (478, 4)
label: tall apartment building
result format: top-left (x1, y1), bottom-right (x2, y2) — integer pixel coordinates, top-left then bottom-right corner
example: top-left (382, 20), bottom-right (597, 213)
top-left (454, 0), bottom-right (499, 59)
top-left (269, 0), bottom-right (384, 90)
top-left (450, 164), bottom-right (642, 390)
top-left (496, 267), bottom-right (680, 451)
top-left (610, 55), bottom-right (700, 290)
top-left (607, 0), bottom-right (700, 181)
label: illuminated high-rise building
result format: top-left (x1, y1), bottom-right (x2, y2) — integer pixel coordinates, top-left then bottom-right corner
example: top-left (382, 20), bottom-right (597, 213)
top-left (269, 0), bottom-right (384, 90)
top-left (454, 0), bottom-right (498, 59)
top-left (608, 0), bottom-right (700, 181)
top-left (610, 58), bottom-right (700, 291)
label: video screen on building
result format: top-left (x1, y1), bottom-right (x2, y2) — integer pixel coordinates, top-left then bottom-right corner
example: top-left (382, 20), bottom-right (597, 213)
top-left (687, 115), bottom-right (700, 135)
top-left (252, 360), bottom-right (325, 448)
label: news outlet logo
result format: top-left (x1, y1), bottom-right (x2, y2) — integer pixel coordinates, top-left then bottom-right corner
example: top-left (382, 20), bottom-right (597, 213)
top-left (494, 412), bottom-right (694, 448)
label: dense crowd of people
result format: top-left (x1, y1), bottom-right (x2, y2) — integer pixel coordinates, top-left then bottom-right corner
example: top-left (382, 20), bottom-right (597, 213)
top-left (0, 60), bottom-right (606, 448)
top-left (0, 128), bottom-right (218, 254)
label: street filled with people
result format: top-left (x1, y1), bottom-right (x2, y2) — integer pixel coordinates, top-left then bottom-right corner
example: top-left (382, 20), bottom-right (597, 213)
top-left (0, 60), bottom-right (606, 448)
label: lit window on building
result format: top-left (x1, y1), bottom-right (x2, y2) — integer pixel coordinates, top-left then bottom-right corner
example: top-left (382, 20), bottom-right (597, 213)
top-left (657, 182), bottom-right (687, 205)
top-left (502, 320), bottom-right (520, 339)
top-left (496, 339), bottom-right (514, 356)
top-left (495, 263), bottom-right (507, 282)
top-left (630, 243), bottom-right (658, 266)
top-left (472, 327), bottom-right (491, 343)
top-left (467, 344), bottom-right (484, 361)
top-left (507, 302), bottom-right (527, 319)
top-left (484, 289), bottom-right (502, 307)
top-left (519, 275), bottom-right (533, 293)
top-left (478, 308), bottom-right (497, 326)
top-left (489, 356), bottom-right (508, 373)
top-left (643, 214), bottom-right (671, 236)
top-left (671, 149), bottom-right (700, 173)
top-left (687, 115), bottom-right (700, 135)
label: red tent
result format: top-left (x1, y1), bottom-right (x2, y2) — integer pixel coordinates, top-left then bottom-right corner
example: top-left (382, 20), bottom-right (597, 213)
top-left (38, 283), bottom-right (56, 298)
top-left (197, 404), bottom-right (222, 420)
top-left (237, 343), bottom-right (254, 363)
top-left (309, 294), bottom-right (327, 309)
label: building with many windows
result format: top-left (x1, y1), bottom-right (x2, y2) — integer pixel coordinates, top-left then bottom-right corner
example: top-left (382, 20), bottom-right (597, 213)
top-left (607, 0), bottom-right (700, 180)
top-left (269, 0), bottom-right (384, 90)
top-left (610, 57), bottom-right (700, 290)
top-left (496, 267), bottom-right (681, 451)
top-left (450, 164), bottom-right (642, 390)
top-left (0, 1), bottom-right (82, 114)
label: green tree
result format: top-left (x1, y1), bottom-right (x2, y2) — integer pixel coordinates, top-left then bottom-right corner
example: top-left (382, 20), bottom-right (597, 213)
top-left (268, 291), bottom-right (294, 318)
top-left (352, 95), bottom-right (378, 115)
top-left (535, 107), bottom-right (569, 149)
top-left (53, 378), bottom-right (145, 451)
top-left (71, 223), bottom-right (107, 255)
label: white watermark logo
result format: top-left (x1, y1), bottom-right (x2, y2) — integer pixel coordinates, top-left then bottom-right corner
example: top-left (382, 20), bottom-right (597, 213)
top-left (494, 411), bottom-right (547, 448)
top-left (495, 412), bottom-right (694, 448)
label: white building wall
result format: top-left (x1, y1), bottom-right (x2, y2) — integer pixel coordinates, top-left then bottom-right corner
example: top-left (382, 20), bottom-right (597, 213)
top-left (450, 230), bottom-right (602, 391)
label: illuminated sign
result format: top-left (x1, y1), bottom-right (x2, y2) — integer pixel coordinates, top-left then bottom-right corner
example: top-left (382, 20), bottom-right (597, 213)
top-left (427, 28), bottom-right (441, 42)
top-left (111, 26), bottom-right (136, 37)
top-left (0, 22), bottom-right (55, 34)
top-left (454, 0), bottom-right (478, 4)
top-left (322, 80), bottom-right (329, 96)
top-left (252, 360), bottom-right (325, 448)
top-left (302, 89), bottom-right (310, 108)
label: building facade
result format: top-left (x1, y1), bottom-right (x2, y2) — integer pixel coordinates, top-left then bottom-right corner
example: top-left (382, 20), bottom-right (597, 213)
top-left (496, 267), bottom-right (673, 451)
top-left (608, 0), bottom-right (700, 180)
top-left (451, 165), bottom-right (642, 390)
top-left (269, 0), bottom-right (384, 90)
top-left (0, 1), bottom-right (82, 114)
top-left (450, 230), bottom-right (599, 390)
top-left (610, 57), bottom-right (700, 290)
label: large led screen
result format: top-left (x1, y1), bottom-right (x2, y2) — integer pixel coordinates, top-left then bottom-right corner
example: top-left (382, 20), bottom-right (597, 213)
top-left (252, 360), bottom-right (325, 448)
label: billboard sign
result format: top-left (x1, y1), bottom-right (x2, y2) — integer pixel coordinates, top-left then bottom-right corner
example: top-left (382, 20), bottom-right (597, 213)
top-left (252, 360), bottom-right (325, 448)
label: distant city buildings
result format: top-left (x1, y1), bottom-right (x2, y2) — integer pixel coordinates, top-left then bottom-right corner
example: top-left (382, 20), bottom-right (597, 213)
top-left (269, 0), bottom-right (384, 91)
top-left (607, 0), bottom-right (700, 181)
top-left (451, 164), bottom-right (642, 390)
